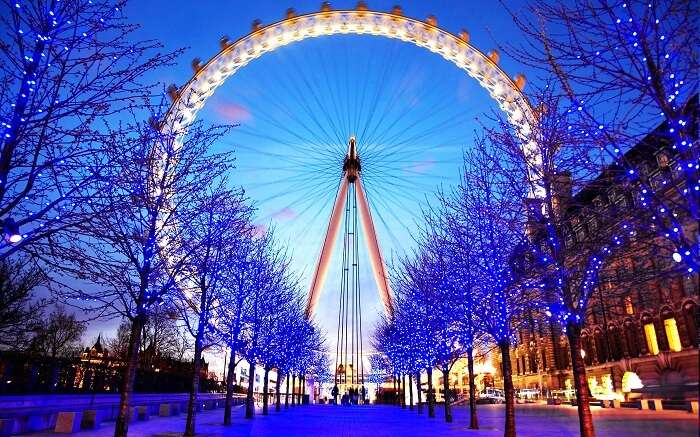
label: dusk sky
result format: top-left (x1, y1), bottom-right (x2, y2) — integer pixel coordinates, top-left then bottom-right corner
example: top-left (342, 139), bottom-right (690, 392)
top-left (88, 0), bottom-right (535, 374)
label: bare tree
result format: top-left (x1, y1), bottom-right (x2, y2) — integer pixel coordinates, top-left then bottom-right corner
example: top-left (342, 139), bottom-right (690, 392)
top-left (29, 304), bottom-right (86, 358)
top-left (0, 256), bottom-right (45, 348)
top-left (177, 185), bottom-right (252, 436)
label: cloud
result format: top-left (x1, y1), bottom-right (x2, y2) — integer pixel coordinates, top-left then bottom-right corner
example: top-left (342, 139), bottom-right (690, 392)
top-left (271, 207), bottom-right (297, 221)
top-left (405, 159), bottom-right (435, 174)
top-left (252, 223), bottom-right (268, 237)
top-left (213, 102), bottom-right (252, 123)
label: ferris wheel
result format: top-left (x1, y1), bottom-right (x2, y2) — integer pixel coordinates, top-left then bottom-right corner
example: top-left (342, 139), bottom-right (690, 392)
top-left (161, 3), bottom-right (536, 387)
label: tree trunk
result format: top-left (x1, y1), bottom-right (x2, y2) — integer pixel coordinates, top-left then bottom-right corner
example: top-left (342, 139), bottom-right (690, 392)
top-left (499, 340), bottom-right (516, 437)
top-left (408, 374), bottom-right (414, 410)
top-left (291, 374), bottom-right (296, 406)
top-left (466, 346), bottom-right (478, 429)
top-left (245, 360), bottom-right (255, 419)
top-left (442, 364), bottom-right (452, 423)
top-left (275, 372), bottom-right (282, 412)
top-left (427, 367), bottom-right (435, 418)
top-left (401, 375), bottom-right (406, 408)
top-left (299, 375), bottom-right (305, 405)
top-left (223, 347), bottom-right (236, 425)
top-left (285, 373), bottom-right (290, 409)
top-left (393, 377), bottom-right (398, 406)
top-left (416, 372), bottom-right (423, 414)
top-left (567, 322), bottom-right (596, 437)
top-left (114, 316), bottom-right (144, 437)
top-left (262, 367), bottom-right (270, 415)
top-left (184, 319), bottom-right (205, 436)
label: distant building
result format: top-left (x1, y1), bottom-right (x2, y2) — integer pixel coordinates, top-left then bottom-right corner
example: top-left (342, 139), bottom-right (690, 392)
top-left (80, 334), bottom-right (108, 364)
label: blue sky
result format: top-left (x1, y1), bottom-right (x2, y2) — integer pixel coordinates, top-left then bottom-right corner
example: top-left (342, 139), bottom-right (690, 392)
top-left (90, 0), bottom-right (534, 373)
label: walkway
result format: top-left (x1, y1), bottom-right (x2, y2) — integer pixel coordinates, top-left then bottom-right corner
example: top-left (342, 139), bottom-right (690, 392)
top-left (27, 403), bottom-right (699, 437)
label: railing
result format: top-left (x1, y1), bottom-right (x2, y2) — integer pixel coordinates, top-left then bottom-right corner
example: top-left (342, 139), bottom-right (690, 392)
top-left (0, 392), bottom-right (245, 435)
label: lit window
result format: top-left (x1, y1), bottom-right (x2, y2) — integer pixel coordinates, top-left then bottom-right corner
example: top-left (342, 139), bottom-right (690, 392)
top-left (624, 296), bottom-right (634, 315)
top-left (663, 318), bottom-right (682, 352)
top-left (644, 323), bottom-right (659, 355)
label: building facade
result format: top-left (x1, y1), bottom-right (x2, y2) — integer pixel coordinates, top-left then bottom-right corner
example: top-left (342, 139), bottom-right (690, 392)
top-left (509, 108), bottom-right (699, 401)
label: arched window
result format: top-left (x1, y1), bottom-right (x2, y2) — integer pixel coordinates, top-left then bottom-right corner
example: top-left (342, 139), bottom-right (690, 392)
top-left (529, 350), bottom-right (538, 373)
top-left (581, 331), bottom-right (594, 366)
top-left (560, 335), bottom-right (571, 369)
top-left (608, 324), bottom-right (623, 361)
top-left (656, 306), bottom-right (683, 352)
top-left (682, 301), bottom-right (698, 347)
top-left (624, 319), bottom-right (640, 358)
top-left (594, 328), bottom-right (608, 363)
top-left (663, 318), bottom-right (682, 352)
top-left (642, 314), bottom-right (659, 355)
top-left (541, 348), bottom-right (548, 370)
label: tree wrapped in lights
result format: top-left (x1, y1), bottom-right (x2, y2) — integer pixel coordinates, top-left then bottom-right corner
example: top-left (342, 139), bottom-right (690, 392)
top-left (270, 312), bottom-right (326, 412)
top-left (0, 0), bottom-right (179, 257)
top-left (481, 83), bottom-right (678, 436)
top-left (414, 228), bottom-right (465, 423)
top-left (238, 230), bottom-right (298, 419)
top-left (175, 185), bottom-right (252, 436)
top-left (443, 138), bottom-right (534, 437)
top-left (509, 0), bottom-right (698, 275)
top-left (49, 101), bottom-right (233, 437)
top-left (389, 248), bottom-right (452, 419)
top-left (216, 230), bottom-right (259, 425)
top-left (426, 203), bottom-right (483, 429)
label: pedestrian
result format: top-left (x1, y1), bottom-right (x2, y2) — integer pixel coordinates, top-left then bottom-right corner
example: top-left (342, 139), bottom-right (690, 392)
top-left (332, 385), bottom-right (339, 405)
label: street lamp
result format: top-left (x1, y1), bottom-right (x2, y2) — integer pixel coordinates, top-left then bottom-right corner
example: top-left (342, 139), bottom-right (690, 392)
top-left (2, 218), bottom-right (22, 243)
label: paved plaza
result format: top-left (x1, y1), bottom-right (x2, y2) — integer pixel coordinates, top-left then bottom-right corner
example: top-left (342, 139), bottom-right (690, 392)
top-left (26, 403), bottom-right (699, 437)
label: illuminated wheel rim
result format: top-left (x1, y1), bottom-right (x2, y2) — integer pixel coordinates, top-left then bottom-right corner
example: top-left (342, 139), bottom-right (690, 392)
top-left (165, 8), bottom-right (534, 138)
top-left (162, 6), bottom-right (540, 317)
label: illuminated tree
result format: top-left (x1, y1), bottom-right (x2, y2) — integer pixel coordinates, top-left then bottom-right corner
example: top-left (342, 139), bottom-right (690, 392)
top-left (426, 205), bottom-right (482, 429)
top-left (446, 139), bottom-right (534, 437)
top-left (216, 231), bottom-right (257, 425)
top-left (49, 102), bottom-right (233, 437)
top-left (0, 0), bottom-right (179, 258)
top-left (239, 230), bottom-right (296, 419)
top-left (480, 83), bottom-right (676, 437)
top-left (509, 0), bottom-right (698, 278)
top-left (176, 185), bottom-right (252, 436)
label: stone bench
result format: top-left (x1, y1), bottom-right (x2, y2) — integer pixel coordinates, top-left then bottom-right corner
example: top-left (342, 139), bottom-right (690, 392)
top-left (0, 419), bottom-right (13, 437)
top-left (640, 399), bottom-right (663, 410)
top-left (599, 399), bottom-right (621, 408)
top-left (158, 403), bottom-right (180, 417)
top-left (80, 410), bottom-right (101, 430)
top-left (136, 405), bottom-right (150, 421)
top-left (54, 412), bottom-right (82, 433)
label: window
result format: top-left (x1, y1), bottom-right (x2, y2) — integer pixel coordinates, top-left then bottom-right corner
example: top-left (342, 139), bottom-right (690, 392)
top-left (624, 320), bottom-right (639, 358)
top-left (644, 323), bottom-right (659, 355)
top-left (624, 296), bottom-right (634, 315)
top-left (663, 318), bottom-right (682, 352)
